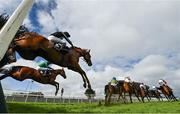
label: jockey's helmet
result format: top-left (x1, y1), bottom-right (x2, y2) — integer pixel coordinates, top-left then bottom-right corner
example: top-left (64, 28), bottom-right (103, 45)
top-left (64, 32), bottom-right (70, 37)
top-left (112, 77), bottom-right (116, 80)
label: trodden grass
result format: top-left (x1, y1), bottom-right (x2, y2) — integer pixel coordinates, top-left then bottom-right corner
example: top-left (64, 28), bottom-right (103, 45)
top-left (7, 101), bottom-right (180, 113)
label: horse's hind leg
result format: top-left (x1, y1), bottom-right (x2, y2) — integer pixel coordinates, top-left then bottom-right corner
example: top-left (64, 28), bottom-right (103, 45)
top-left (105, 94), bottom-right (108, 105)
top-left (165, 95), bottom-right (170, 101)
top-left (128, 92), bottom-right (133, 103)
top-left (171, 94), bottom-right (178, 101)
top-left (134, 92), bottom-right (141, 102)
top-left (141, 96), bottom-right (145, 103)
top-left (146, 92), bottom-right (151, 101)
top-left (146, 95), bottom-right (150, 102)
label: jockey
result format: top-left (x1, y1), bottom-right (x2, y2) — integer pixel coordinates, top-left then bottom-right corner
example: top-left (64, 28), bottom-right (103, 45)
top-left (111, 77), bottom-right (118, 86)
top-left (158, 79), bottom-right (167, 86)
top-left (158, 79), bottom-right (172, 90)
top-left (124, 76), bottom-right (132, 83)
top-left (36, 61), bottom-right (52, 76)
top-left (139, 83), bottom-right (145, 89)
top-left (47, 31), bottom-right (73, 52)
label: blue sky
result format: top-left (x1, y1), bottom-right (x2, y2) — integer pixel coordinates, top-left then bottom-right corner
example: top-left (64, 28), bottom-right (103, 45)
top-left (1, 0), bottom-right (180, 98)
top-left (29, 0), bottom-right (57, 32)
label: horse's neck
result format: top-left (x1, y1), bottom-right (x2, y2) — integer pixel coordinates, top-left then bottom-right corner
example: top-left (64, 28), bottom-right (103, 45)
top-left (53, 69), bottom-right (62, 75)
top-left (72, 47), bottom-right (84, 57)
top-left (163, 86), bottom-right (169, 94)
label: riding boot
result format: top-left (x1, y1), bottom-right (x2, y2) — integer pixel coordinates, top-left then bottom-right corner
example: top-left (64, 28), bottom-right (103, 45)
top-left (44, 70), bottom-right (50, 77)
top-left (54, 43), bottom-right (69, 54)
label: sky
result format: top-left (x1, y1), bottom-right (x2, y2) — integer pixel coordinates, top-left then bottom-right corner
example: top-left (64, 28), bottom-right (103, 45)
top-left (0, 0), bottom-right (180, 98)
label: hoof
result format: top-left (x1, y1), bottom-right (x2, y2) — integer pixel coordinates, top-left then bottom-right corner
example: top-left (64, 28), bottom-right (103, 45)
top-left (55, 92), bottom-right (58, 96)
top-left (85, 88), bottom-right (95, 95)
top-left (83, 83), bottom-right (87, 88)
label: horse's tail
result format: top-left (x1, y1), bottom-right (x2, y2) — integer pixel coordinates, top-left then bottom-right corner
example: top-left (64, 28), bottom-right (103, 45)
top-left (0, 68), bottom-right (10, 74)
top-left (0, 66), bottom-right (23, 74)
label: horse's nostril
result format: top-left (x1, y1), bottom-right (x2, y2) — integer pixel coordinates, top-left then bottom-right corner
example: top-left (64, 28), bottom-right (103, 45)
top-left (64, 75), bottom-right (67, 79)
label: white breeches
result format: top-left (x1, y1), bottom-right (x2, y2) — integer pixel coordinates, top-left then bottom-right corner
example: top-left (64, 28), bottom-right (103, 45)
top-left (48, 35), bottom-right (66, 44)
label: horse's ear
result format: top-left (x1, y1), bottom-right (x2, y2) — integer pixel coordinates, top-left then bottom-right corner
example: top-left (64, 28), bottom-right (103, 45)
top-left (86, 49), bottom-right (90, 53)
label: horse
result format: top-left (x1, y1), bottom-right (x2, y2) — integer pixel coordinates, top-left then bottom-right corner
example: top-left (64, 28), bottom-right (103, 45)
top-left (0, 66), bottom-right (66, 95)
top-left (158, 85), bottom-right (177, 101)
top-left (138, 84), bottom-right (151, 102)
top-left (104, 80), bottom-right (124, 105)
top-left (9, 32), bottom-right (93, 91)
top-left (148, 89), bottom-right (163, 101)
top-left (122, 81), bottom-right (142, 103)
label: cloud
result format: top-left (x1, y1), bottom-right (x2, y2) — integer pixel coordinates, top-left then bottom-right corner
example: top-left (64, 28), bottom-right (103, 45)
top-left (47, 0), bottom-right (180, 60)
top-left (0, 0), bottom-right (20, 14)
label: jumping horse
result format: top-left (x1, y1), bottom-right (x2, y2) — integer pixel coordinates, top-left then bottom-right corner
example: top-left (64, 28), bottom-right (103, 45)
top-left (0, 66), bottom-right (66, 95)
top-left (0, 13), bottom-right (93, 91)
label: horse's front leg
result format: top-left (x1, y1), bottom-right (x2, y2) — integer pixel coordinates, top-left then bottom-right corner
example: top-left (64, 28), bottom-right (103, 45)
top-left (129, 92), bottom-right (133, 103)
top-left (107, 90), bottom-right (113, 104)
top-left (50, 81), bottom-right (59, 96)
top-left (78, 66), bottom-right (91, 89)
top-left (105, 94), bottom-right (108, 105)
top-left (83, 71), bottom-right (91, 89)
top-left (70, 65), bottom-right (88, 88)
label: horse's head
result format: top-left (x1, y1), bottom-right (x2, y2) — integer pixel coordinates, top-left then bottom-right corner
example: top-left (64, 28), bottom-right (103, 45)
top-left (72, 47), bottom-right (92, 66)
top-left (59, 68), bottom-right (66, 79)
top-left (82, 49), bottom-right (92, 66)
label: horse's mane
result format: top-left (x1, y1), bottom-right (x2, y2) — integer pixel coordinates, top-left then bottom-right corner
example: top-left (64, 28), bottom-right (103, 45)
top-left (72, 46), bottom-right (88, 54)
top-left (0, 13), bottom-right (29, 39)
top-left (72, 46), bottom-right (82, 50)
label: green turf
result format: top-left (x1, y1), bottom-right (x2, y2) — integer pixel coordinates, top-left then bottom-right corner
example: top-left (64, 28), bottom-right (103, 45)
top-left (7, 101), bottom-right (180, 113)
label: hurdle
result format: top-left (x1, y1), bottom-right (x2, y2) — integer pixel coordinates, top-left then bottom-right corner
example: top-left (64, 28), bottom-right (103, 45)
top-left (0, 0), bottom-right (34, 112)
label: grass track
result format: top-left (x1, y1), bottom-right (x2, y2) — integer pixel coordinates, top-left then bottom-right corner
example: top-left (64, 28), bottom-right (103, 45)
top-left (7, 101), bottom-right (180, 113)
